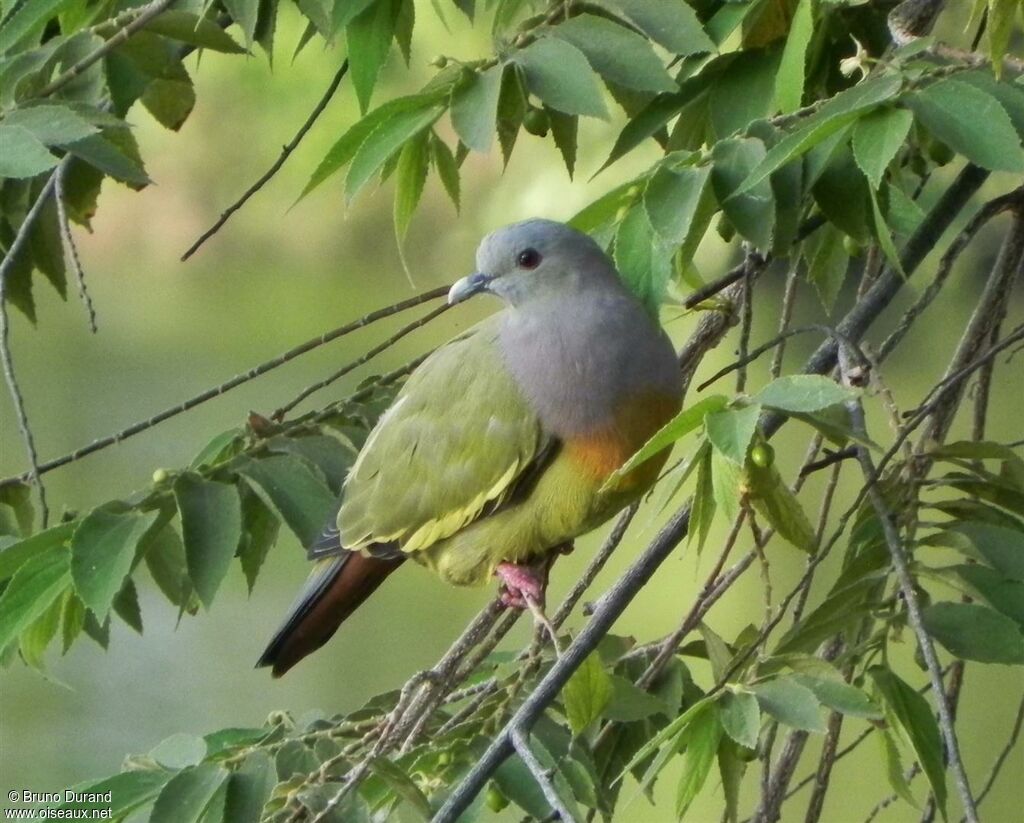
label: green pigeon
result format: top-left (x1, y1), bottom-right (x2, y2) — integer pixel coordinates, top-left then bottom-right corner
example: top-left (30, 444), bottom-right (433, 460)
top-left (258, 220), bottom-right (682, 675)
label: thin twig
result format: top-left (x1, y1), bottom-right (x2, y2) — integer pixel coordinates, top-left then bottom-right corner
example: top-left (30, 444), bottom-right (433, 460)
top-left (971, 690), bottom-right (1024, 812)
top-left (839, 347), bottom-right (979, 823)
top-left (54, 164), bottom-right (97, 332)
top-left (770, 266), bottom-right (799, 379)
top-left (181, 60), bottom-right (350, 261)
top-left (0, 173), bottom-right (59, 526)
top-left (0, 286), bottom-right (449, 488)
top-left (512, 726), bottom-right (580, 822)
top-left (35, 0), bottom-right (177, 99)
top-left (272, 302), bottom-right (449, 420)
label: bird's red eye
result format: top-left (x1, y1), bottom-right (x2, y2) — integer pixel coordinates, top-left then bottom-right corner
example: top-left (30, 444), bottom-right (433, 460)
top-left (517, 248), bottom-right (542, 269)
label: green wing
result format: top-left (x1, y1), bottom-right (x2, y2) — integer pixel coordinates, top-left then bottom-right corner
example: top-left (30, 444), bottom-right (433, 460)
top-left (336, 316), bottom-right (547, 554)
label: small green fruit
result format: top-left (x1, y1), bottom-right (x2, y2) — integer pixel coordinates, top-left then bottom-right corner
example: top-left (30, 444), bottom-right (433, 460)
top-left (749, 442), bottom-right (774, 468)
top-left (437, 751), bottom-right (452, 766)
top-left (927, 139), bottom-right (954, 166)
top-left (429, 55), bottom-right (448, 68)
top-left (523, 107), bottom-right (549, 136)
top-left (486, 785), bottom-right (509, 812)
top-left (716, 215), bottom-right (735, 243)
top-left (152, 468), bottom-right (169, 484)
top-left (842, 236), bottom-right (863, 258)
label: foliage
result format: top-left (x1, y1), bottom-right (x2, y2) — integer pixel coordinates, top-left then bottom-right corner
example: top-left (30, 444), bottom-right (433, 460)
top-left (2, 0), bottom-right (1024, 821)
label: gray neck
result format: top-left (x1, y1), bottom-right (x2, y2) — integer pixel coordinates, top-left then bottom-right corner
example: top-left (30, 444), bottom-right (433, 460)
top-left (498, 287), bottom-right (681, 437)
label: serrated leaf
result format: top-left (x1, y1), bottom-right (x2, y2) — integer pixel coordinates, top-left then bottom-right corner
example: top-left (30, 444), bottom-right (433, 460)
top-left (852, 106), bottom-right (913, 190)
top-left (644, 164), bottom-right (712, 245)
top-left (546, 14), bottom-right (676, 93)
top-left (773, 0), bottom-right (813, 113)
top-left (112, 577), bottom-right (142, 634)
top-left (804, 223), bottom-right (849, 311)
top-left (562, 652), bottom-right (614, 734)
top-left (755, 375), bottom-right (857, 412)
top-left (752, 676), bottom-right (825, 732)
top-left (175, 474), bottom-right (242, 609)
top-left (0, 125), bottom-right (58, 177)
top-left (747, 460), bottom-right (817, 553)
top-left (235, 456), bottom-right (336, 548)
top-left (736, 74), bottom-right (903, 195)
top-left (690, 444), bottom-right (717, 553)
top-left (706, 404), bottom-right (761, 465)
top-left (145, 11), bottom-right (246, 53)
top-left (58, 771), bottom-right (171, 817)
top-left (151, 733), bottom-right (208, 770)
top-left (870, 666), bottom-right (947, 816)
top-left (224, 752), bottom-right (275, 822)
top-left (675, 702), bottom-right (722, 818)
top-left (346, 0), bottom-right (399, 112)
top-left (713, 137), bottom-right (774, 250)
top-left (594, 0), bottom-right (715, 55)
top-left (719, 689), bottom-right (760, 749)
top-left (908, 79), bottom-right (1024, 172)
top-left (224, 0), bottom-right (261, 46)
top-left (70, 508), bottom-right (157, 620)
top-left (450, 64), bottom-right (502, 152)
top-left (302, 94), bottom-right (443, 198)
top-left (952, 564), bottom-right (1024, 627)
top-left (429, 132), bottom-right (460, 210)
top-left (607, 395), bottom-right (728, 489)
top-left (793, 675), bottom-right (882, 719)
top-left (64, 130), bottom-right (149, 187)
top-left (142, 77), bottom-right (196, 131)
top-left (987, 0), bottom-right (1018, 77)
top-left (547, 107), bottom-right (578, 178)
top-left (879, 726), bottom-right (919, 808)
top-left (345, 102), bottom-right (445, 201)
top-left (0, 0), bottom-right (74, 55)
top-left (604, 675), bottom-right (670, 721)
top-left (3, 104), bottom-right (97, 146)
top-left (934, 521), bottom-right (1024, 581)
top-left (922, 602), bottom-right (1024, 664)
top-left (237, 491), bottom-right (279, 594)
top-left (0, 524), bottom-right (73, 585)
top-left (18, 588), bottom-right (61, 669)
top-left (150, 763), bottom-right (228, 823)
top-left (144, 526), bottom-right (198, 614)
top-left (513, 39), bottom-right (608, 119)
top-left (393, 131), bottom-right (430, 244)
top-left (613, 203), bottom-right (674, 314)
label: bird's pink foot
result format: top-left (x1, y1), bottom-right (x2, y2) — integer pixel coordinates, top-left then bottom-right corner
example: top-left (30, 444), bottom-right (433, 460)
top-left (495, 561), bottom-right (547, 609)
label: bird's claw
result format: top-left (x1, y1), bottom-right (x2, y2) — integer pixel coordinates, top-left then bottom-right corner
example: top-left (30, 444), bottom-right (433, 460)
top-left (495, 561), bottom-right (546, 609)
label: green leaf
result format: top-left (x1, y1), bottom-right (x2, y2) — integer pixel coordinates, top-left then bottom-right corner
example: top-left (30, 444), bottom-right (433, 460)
top-left (113, 577), bottom-right (142, 634)
top-left (752, 676), bottom-right (825, 732)
top-left (302, 93), bottom-right (444, 198)
top-left (953, 564), bottom-right (1024, 627)
top-left (70, 508), bottom-right (158, 620)
top-left (450, 64), bottom-right (502, 152)
top-left (644, 165), bottom-right (712, 245)
top-left (64, 130), bottom-right (150, 187)
top-left (718, 689), bottom-right (760, 749)
top-left (145, 11), bottom-right (246, 53)
top-left (935, 521), bottom-right (1024, 581)
top-left (922, 602), bottom-right (1024, 664)
top-left (773, 0), bottom-right (813, 113)
top-left (224, 752), bottom-right (276, 822)
top-left (0, 0), bottom-right (74, 54)
top-left (0, 544), bottom-right (69, 654)
top-left (613, 204), bottom-right (673, 314)
top-left (0, 125), bottom-right (57, 177)
top-left (852, 106), bottom-right (913, 190)
top-left (150, 763), bottom-right (228, 823)
top-left (393, 131), bottom-right (430, 245)
top-left (175, 474), bottom-right (242, 609)
top-left (345, 102), bottom-right (446, 201)
top-left (680, 444), bottom-right (715, 552)
top-left (0, 482), bottom-right (35, 539)
top-left (907, 79), bottom-right (1024, 172)
top-left (496, 63), bottom-right (526, 165)
top-left (804, 223), bottom-right (849, 311)
top-left (710, 51), bottom-right (781, 140)
top-left (430, 133), bottom-right (460, 210)
top-left (604, 674), bottom-right (670, 721)
top-left (58, 770), bottom-right (171, 818)
top-left (142, 77), bottom-right (197, 132)
top-left (718, 738), bottom-right (747, 823)
top-left (223, 0), bottom-right (261, 46)
top-left (712, 137), bottom-right (774, 250)
top-left (235, 456), bottom-right (336, 548)
top-left (747, 460), bottom-right (817, 553)
top-left (607, 395), bottom-right (728, 489)
top-left (755, 375), bottom-right (857, 413)
top-left (144, 526), bottom-right (198, 614)
top-left (346, 0), bottom-right (399, 112)
top-left (513, 39), bottom-right (608, 119)
top-left (987, 0), bottom-right (1018, 75)
top-left (793, 675), bottom-right (882, 719)
top-left (870, 666), bottom-right (947, 816)
top-left (562, 652), bottom-right (614, 734)
top-left (3, 104), bottom-right (97, 146)
top-left (594, 0), bottom-right (715, 55)
top-left (547, 107), bottom-right (578, 179)
top-left (237, 492), bottom-right (280, 594)
top-left (736, 74), bottom-right (903, 195)
top-left (706, 404), bottom-right (761, 465)
top-left (17, 580), bottom-right (62, 668)
top-left (710, 446), bottom-right (743, 524)
top-left (494, 752), bottom-right (553, 818)
top-left (675, 702), bottom-right (722, 818)
top-left (547, 14), bottom-right (676, 93)
top-left (879, 727), bottom-right (919, 809)
top-left (151, 733), bottom-right (208, 770)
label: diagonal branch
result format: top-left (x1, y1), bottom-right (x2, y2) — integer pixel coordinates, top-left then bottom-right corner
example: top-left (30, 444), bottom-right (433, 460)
top-left (181, 60), bottom-right (350, 261)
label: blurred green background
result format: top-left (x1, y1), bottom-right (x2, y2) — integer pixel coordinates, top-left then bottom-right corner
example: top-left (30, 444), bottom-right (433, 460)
top-left (1, 5), bottom-right (1021, 821)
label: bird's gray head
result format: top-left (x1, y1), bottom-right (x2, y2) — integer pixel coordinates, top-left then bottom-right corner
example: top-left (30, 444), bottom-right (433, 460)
top-left (448, 219), bottom-right (618, 307)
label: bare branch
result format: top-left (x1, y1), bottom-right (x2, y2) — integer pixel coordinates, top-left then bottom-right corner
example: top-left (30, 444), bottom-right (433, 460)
top-left (0, 286), bottom-right (449, 489)
top-left (512, 726), bottom-right (581, 823)
top-left (181, 60), bottom-right (350, 261)
top-left (971, 690), bottom-right (1024, 813)
top-left (55, 164), bottom-right (98, 332)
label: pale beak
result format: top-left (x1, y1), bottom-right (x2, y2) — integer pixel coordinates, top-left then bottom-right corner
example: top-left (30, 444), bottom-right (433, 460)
top-left (447, 272), bottom-right (492, 305)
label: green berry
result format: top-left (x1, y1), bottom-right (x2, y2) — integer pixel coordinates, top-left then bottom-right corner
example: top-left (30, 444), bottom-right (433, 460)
top-left (486, 785), bottom-right (509, 812)
top-left (152, 468), bottom-right (169, 484)
top-left (429, 55), bottom-right (448, 68)
top-left (843, 236), bottom-right (863, 258)
top-left (749, 442), bottom-right (774, 468)
top-left (927, 139), bottom-right (954, 166)
top-left (523, 107), bottom-right (549, 137)
top-left (716, 215), bottom-right (736, 243)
